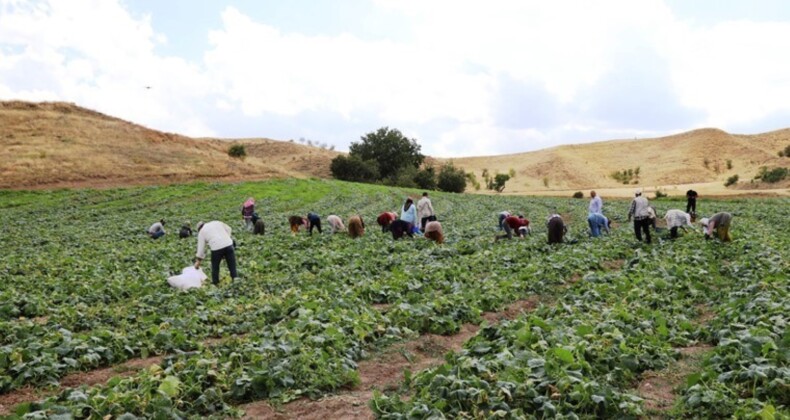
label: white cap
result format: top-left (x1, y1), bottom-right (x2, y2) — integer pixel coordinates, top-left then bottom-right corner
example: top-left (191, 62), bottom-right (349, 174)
top-left (635, 188), bottom-right (643, 195)
top-left (699, 218), bottom-right (709, 226)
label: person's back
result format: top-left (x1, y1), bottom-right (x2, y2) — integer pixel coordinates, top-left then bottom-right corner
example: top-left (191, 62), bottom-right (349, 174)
top-left (148, 220), bottom-right (166, 239)
top-left (587, 213), bottom-right (608, 237)
top-left (424, 221), bottom-right (444, 244)
top-left (377, 212), bottom-right (397, 232)
top-left (547, 214), bottom-right (566, 244)
top-left (253, 219), bottom-right (265, 235)
top-left (348, 215), bottom-right (365, 238)
top-left (389, 219), bottom-right (413, 240)
top-left (327, 215), bottom-right (345, 233)
top-left (179, 224), bottom-right (192, 238)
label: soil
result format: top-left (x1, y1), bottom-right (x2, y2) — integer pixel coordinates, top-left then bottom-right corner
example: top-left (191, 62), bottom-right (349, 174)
top-left (636, 345), bottom-right (713, 416)
top-left (239, 297), bottom-right (540, 419)
top-left (601, 259), bottom-right (625, 271)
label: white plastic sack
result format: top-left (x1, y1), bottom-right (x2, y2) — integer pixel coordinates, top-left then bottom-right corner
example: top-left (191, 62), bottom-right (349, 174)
top-left (167, 266), bottom-right (207, 290)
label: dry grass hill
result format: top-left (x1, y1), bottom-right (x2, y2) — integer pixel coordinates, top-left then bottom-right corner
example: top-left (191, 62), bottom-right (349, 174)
top-left (0, 101), bottom-right (339, 189)
top-left (1, 100), bottom-right (788, 196)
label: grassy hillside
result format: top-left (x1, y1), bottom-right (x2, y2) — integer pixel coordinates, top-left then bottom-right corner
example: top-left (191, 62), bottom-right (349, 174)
top-left (0, 101), bottom-right (339, 189)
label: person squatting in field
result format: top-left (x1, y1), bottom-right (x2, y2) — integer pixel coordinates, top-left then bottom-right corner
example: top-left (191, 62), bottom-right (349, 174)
top-left (400, 197), bottom-right (420, 234)
top-left (327, 215), bottom-right (345, 234)
top-left (307, 212), bottom-right (322, 235)
top-left (348, 215), bottom-right (365, 238)
top-left (252, 212), bottom-right (265, 235)
top-left (194, 221), bottom-right (237, 285)
top-left (700, 212), bottom-right (733, 242)
top-left (547, 214), bottom-right (567, 244)
top-left (587, 212), bottom-right (610, 237)
top-left (179, 222), bottom-right (192, 238)
top-left (627, 188), bottom-right (653, 244)
top-left (148, 219), bottom-right (166, 239)
top-left (417, 192), bottom-right (436, 232)
top-left (389, 219), bottom-right (415, 240)
top-left (424, 220), bottom-right (444, 244)
top-left (288, 215), bottom-right (308, 234)
top-left (241, 197), bottom-right (255, 232)
top-left (496, 215), bottom-right (530, 241)
top-left (664, 209), bottom-right (694, 238)
top-left (377, 211), bottom-right (398, 232)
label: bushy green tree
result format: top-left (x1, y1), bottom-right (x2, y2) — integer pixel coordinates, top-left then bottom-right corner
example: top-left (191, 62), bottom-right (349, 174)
top-left (437, 163), bottom-right (467, 193)
top-left (348, 127), bottom-right (424, 182)
top-left (228, 144), bottom-right (246, 158)
top-left (490, 173), bottom-right (510, 192)
top-left (413, 166), bottom-right (437, 190)
top-left (330, 155), bottom-right (379, 183)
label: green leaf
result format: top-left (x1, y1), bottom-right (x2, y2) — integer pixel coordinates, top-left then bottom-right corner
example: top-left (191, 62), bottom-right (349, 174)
top-left (759, 404), bottom-right (775, 420)
top-left (158, 375), bottom-right (181, 398)
top-left (554, 348), bottom-right (574, 364)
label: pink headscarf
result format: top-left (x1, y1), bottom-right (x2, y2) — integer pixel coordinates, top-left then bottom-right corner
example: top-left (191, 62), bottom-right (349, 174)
top-left (243, 197), bottom-right (255, 208)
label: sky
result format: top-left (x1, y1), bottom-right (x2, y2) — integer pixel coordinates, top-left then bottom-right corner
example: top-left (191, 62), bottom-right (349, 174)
top-left (2, 0), bottom-right (790, 157)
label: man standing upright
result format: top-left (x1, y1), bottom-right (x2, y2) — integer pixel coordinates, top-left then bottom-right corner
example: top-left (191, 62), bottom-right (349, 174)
top-left (627, 188), bottom-right (652, 244)
top-left (589, 191), bottom-right (603, 214)
top-left (417, 192), bottom-right (436, 232)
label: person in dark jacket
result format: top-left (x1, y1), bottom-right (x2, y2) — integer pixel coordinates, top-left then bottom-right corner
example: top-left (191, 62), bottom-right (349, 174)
top-left (307, 212), bottom-right (322, 235)
top-left (179, 222), bottom-right (193, 238)
top-left (388, 219), bottom-right (415, 240)
top-left (686, 190), bottom-right (698, 217)
top-left (547, 214), bottom-right (567, 244)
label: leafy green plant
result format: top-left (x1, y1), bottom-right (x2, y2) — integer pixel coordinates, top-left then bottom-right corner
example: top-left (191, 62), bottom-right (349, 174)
top-left (227, 144), bottom-right (246, 158)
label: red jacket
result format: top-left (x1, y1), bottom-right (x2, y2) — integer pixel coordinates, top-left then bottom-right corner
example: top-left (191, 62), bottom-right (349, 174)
top-left (504, 216), bottom-right (529, 229)
top-left (377, 212), bottom-right (397, 226)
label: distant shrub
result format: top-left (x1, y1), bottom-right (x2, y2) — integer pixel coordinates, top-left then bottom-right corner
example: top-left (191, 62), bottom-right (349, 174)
top-left (572, 191), bottom-right (584, 199)
top-left (726, 159), bottom-right (733, 170)
top-left (437, 162), bottom-right (467, 193)
top-left (228, 144), bottom-right (246, 158)
top-left (655, 189), bottom-right (668, 199)
top-left (754, 166), bottom-right (788, 183)
top-left (611, 167), bottom-right (640, 184)
top-left (413, 166), bottom-right (437, 190)
top-left (781, 144), bottom-right (790, 157)
top-left (724, 174), bottom-right (739, 187)
top-left (542, 177), bottom-right (549, 188)
top-left (330, 155), bottom-right (379, 183)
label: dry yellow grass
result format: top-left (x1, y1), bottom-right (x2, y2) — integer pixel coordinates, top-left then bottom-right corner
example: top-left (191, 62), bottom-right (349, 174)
top-left (0, 101), bottom-right (339, 189)
top-left (448, 128), bottom-right (790, 197)
top-left (1, 100), bottom-right (788, 196)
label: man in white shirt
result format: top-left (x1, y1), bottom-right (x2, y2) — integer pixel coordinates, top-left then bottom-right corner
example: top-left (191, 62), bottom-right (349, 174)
top-left (148, 219), bottom-right (166, 239)
top-left (627, 188), bottom-right (652, 244)
top-left (416, 192), bottom-right (436, 232)
top-left (194, 221), bottom-right (237, 285)
top-left (588, 191), bottom-right (603, 214)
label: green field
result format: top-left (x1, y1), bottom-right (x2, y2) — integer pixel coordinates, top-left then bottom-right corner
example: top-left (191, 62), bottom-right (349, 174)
top-left (1, 179), bottom-right (787, 419)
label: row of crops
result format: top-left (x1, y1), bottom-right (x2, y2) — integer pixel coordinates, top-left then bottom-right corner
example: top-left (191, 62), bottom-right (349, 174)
top-left (0, 179), bottom-right (787, 418)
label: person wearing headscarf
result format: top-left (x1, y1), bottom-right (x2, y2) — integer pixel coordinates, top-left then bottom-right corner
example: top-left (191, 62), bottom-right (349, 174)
top-left (241, 197), bottom-right (255, 232)
top-left (288, 215), bottom-right (308, 234)
top-left (547, 214), bottom-right (567, 244)
top-left (388, 219), bottom-right (415, 240)
top-left (179, 222), bottom-right (193, 238)
top-left (417, 192), bottom-right (436, 232)
top-left (700, 212), bottom-right (733, 242)
top-left (348, 215), bottom-right (365, 238)
top-left (496, 215), bottom-right (530, 241)
top-left (327, 215), bottom-right (345, 234)
top-left (424, 220), bottom-right (444, 244)
top-left (377, 212), bottom-right (398, 233)
top-left (400, 198), bottom-right (419, 234)
top-left (664, 209), bottom-right (693, 238)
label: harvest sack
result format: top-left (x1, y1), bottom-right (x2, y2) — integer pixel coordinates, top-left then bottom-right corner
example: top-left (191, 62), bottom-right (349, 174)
top-left (167, 266), bottom-right (207, 290)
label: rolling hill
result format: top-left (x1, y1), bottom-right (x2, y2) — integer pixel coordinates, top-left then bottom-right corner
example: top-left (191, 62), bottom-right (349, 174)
top-left (1, 100), bottom-right (788, 195)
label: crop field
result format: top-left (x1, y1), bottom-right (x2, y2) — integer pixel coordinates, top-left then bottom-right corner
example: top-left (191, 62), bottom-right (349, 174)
top-left (0, 179), bottom-right (787, 419)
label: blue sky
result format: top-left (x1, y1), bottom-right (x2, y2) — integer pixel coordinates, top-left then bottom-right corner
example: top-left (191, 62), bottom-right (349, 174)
top-left (2, 0), bottom-right (790, 157)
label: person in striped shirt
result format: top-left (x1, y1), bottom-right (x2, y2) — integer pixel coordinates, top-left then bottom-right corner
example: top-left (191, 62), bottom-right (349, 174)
top-left (664, 209), bottom-right (693, 238)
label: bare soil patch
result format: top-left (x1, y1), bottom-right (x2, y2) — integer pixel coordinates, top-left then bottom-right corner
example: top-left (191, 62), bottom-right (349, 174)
top-left (636, 345), bottom-right (713, 416)
top-left (601, 259), bottom-right (625, 271)
top-left (240, 298), bottom-right (540, 419)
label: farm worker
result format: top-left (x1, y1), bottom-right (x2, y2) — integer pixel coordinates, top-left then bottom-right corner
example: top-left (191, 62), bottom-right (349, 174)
top-left (377, 211), bottom-right (398, 232)
top-left (307, 212), bottom-right (322, 235)
top-left (148, 219), bottom-right (166, 239)
top-left (547, 214), bottom-right (567, 244)
top-left (288, 215), bottom-right (307, 234)
top-left (664, 209), bottom-right (693, 239)
top-left (627, 188), bottom-right (652, 244)
top-left (496, 215), bottom-right (530, 241)
top-left (253, 219), bottom-right (265, 235)
top-left (700, 212), bottom-right (733, 242)
top-left (327, 215), bottom-right (345, 234)
top-left (417, 192), bottom-right (436, 232)
top-left (588, 191), bottom-right (603, 214)
top-left (686, 190), bottom-right (698, 217)
top-left (424, 220), bottom-right (444, 244)
top-left (241, 198), bottom-right (255, 232)
top-left (498, 211), bottom-right (511, 230)
top-left (348, 215), bottom-right (365, 238)
top-left (179, 222), bottom-right (193, 239)
top-left (194, 221), bottom-right (237, 285)
top-left (587, 212), bottom-right (610, 237)
top-left (400, 198), bottom-right (420, 234)
top-left (389, 219), bottom-right (415, 240)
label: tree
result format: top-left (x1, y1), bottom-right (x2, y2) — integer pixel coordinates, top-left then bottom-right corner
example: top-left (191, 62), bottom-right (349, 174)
top-left (437, 162), bottom-right (467, 193)
top-left (413, 166), bottom-right (437, 190)
top-left (348, 127), bottom-right (424, 182)
top-left (488, 173), bottom-right (510, 192)
top-left (228, 144), bottom-right (246, 158)
top-left (330, 155), bottom-right (379, 183)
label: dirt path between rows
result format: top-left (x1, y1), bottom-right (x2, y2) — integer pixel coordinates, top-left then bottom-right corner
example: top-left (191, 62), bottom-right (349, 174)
top-left (240, 297), bottom-right (540, 419)
top-left (0, 356), bottom-right (165, 416)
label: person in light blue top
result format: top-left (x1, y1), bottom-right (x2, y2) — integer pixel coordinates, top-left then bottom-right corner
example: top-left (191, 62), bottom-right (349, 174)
top-left (587, 212), bottom-right (610, 237)
top-left (588, 191), bottom-right (603, 214)
top-left (400, 197), bottom-right (420, 234)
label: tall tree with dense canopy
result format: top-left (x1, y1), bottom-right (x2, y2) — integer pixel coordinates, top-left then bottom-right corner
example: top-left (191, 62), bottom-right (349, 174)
top-left (348, 127), bottom-right (424, 182)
